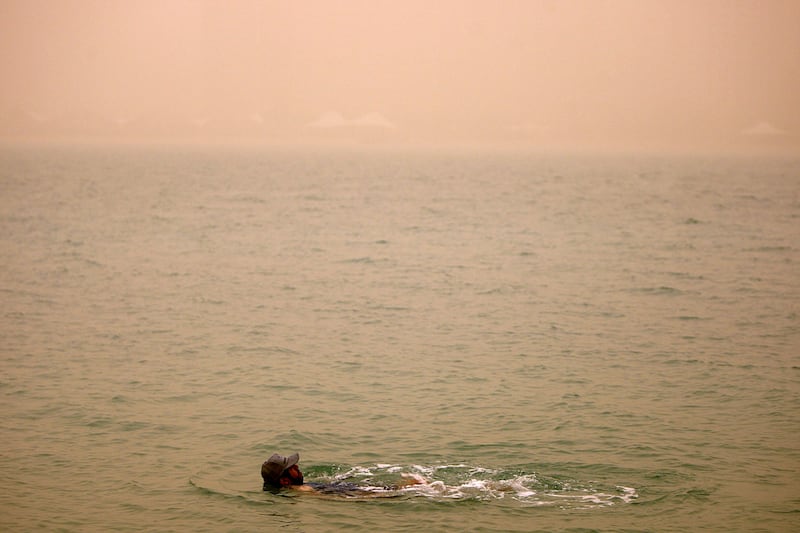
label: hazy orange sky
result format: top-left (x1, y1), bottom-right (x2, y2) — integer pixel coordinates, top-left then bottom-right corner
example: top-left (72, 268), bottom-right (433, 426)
top-left (1, 0), bottom-right (798, 153)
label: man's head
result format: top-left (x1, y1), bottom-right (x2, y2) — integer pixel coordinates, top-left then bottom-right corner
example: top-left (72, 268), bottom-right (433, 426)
top-left (261, 453), bottom-right (301, 489)
top-left (280, 464), bottom-right (304, 487)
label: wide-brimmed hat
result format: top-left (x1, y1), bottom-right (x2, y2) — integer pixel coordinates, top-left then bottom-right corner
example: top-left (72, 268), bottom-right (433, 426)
top-left (261, 453), bottom-right (300, 487)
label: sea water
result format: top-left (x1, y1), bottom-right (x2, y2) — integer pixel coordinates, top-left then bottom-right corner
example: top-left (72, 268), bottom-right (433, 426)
top-left (1, 144), bottom-right (798, 532)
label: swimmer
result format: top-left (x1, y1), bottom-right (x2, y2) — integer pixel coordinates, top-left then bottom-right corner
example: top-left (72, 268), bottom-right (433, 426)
top-left (261, 453), bottom-right (423, 495)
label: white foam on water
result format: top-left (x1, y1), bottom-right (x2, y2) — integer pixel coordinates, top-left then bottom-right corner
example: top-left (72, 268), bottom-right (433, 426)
top-left (308, 464), bottom-right (638, 508)
top-left (349, 464), bottom-right (639, 507)
top-left (410, 464), bottom-right (435, 476)
top-left (616, 486), bottom-right (639, 503)
top-left (336, 466), bottom-right (374, 478)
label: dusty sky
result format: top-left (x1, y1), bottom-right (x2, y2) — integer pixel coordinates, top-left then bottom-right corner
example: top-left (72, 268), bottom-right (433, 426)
top-left (1, 0), bottom-right (798, 153)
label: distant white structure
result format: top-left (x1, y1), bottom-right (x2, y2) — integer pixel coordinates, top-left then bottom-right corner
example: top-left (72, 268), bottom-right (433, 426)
top-left (351, 112), bottom-right (397, 129)
top-left (308, 111), bottom-right (396, 129)
top-left (741, 121), bottom-right (786, 136)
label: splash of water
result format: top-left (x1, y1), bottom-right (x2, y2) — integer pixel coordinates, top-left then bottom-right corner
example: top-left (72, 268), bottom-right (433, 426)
top-left (309, 463), bottom-right (638, 507)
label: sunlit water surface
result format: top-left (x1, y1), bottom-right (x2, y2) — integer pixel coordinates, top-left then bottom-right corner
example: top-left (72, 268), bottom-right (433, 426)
top-left (1, 145), bottom-right (798, 531)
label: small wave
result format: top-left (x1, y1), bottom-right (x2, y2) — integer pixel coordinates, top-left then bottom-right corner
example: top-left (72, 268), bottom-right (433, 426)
top-left (189, 477), bottom-right (270, 507)
top-left (629, 286), bottom-right (683, 296)
top-left (742, 246), bottom-right (793, 252)
top-left (341, 256), bottom-right (376, 264)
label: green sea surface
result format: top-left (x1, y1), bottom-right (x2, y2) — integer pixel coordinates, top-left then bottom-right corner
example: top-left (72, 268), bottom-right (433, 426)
top-left (1, 145), bottom-right (798, 531)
